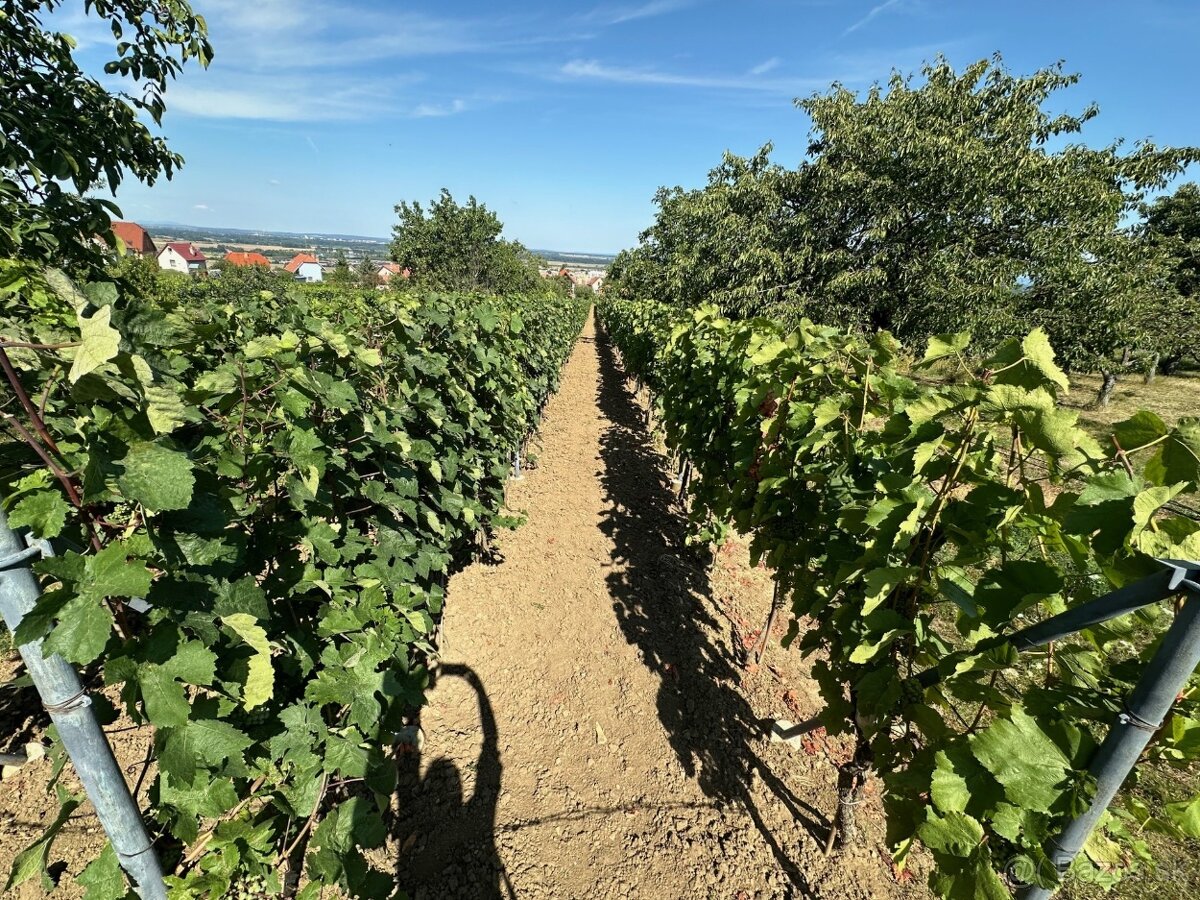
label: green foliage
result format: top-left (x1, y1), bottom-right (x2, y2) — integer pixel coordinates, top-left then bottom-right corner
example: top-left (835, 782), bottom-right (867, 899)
top-left (607, 56), bottom-right (1198, 379)
top-left (0, 0), bottom-right (212, 272)
top-left (600, 298), bottom-right (1200, 898)
top-left (390, 189), bottom-right (549, 294)
top-left (0, 268), bottom-right (588, 896)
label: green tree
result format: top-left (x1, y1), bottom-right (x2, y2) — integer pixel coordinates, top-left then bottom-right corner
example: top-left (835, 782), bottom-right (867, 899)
top-left (390, 189), bottom-right (543, 293)
top-left (1138, 183), bottom-right (1200, 376)
top-left (356, 254), bottom-right (378, 288)
top-left (328, 250), bottom-right (354, 286)
top-left (1, 0), bottom-right (212, 271)
top-left (610, 56), bottom-right (1198, 401)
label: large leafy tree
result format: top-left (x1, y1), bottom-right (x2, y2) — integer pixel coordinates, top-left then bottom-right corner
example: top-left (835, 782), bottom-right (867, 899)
top-left (390, 189), bottom-right (544, 294)
top-left (610, 56), bottom-right (1198, 398)
top-left (1, 0), bottom-right (212, 271)
top-left (1136, 183), bottom-right (1200, 375)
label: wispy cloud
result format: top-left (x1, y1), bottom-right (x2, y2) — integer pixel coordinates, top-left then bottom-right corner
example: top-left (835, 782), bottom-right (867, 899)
top-left (583, 0), bottom-right (695, 26)
top-left (412, 99), bottom-right (468, 118)
top-left (843, 0), bottom-right (906, 35)
top-left (193, 203), bottom-right (212, 211)
top-left (749, 57), bottom-right (782, 76)
top-left (153, 1), bottom-right (568, 122)
top-left (559, 59), bottom-right (829, 94)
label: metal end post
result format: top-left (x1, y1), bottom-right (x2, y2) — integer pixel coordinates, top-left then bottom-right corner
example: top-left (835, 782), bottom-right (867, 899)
top-left (0, 511), bottom-right (166, 900)
top-left (1018, 569), bottom-right (1200, 899)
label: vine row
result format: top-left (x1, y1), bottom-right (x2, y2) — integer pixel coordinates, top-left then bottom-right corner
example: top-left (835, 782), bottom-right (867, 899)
top-left (599, 298), bottom-right (1200, 898)
top-left (0, 262), bottom-right (588, 898)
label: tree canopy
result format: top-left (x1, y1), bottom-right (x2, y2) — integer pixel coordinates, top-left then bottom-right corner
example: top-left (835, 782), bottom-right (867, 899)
top-left (608, 56), bottom-right (1198, 392)
top-left (390, 189), bottom-right (545, 294)
top-left (1, 0), bottom-right (212, 271)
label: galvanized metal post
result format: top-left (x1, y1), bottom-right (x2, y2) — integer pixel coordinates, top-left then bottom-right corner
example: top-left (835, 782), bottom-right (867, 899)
top-left (511, 446), bottom-right (524, 481)
top-left (0, 510), bottom-right (166, 900)
top-left (1019, 578), bottom-right (1200, 899)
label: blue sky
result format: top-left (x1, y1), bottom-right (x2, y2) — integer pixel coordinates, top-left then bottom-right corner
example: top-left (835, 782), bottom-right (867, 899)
top-left (64, 0), bottom-right (1200, 253)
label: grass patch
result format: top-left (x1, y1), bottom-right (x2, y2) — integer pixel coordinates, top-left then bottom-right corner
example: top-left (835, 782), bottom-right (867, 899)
top-left (1065, 372), bottom-right (1200, 439)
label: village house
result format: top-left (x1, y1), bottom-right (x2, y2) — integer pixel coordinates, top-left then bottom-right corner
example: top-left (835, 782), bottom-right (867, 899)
top-left (224, 251), bottom-right (271, 268)
top-left (110, 221), bottom-right (158, 258)
top-left (285, 253), bottom-right (323, 283)
top-left (377, 261), bottom-right (411, 284)
top-left (158, 242), bottom-right (207, 275)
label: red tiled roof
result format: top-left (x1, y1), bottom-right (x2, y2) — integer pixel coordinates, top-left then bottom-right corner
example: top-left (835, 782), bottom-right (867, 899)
top-left (285, 253), bottom-right (319, 273)
top-left (379, 262), bottom-right (402, 274)
top-left (111, 221), bottom-right (157, 255)
top-left (162, 242), bottom-right (206, 263)
top-left (225, 251), bottom-right (271, 268)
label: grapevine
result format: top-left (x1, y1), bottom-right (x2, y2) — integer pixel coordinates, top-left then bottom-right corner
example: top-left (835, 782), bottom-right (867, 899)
top-left (599, 298), bottom-right (1200, 898)
top-left (0, 262), bottom-right (588, 897)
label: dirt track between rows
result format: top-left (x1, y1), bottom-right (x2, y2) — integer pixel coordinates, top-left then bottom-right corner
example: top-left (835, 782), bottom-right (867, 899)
top-left (389, 312), bottom-right (920, 900)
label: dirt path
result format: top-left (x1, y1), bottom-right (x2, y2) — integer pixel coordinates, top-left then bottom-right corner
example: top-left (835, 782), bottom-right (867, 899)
top-left (390, 313), bottom-right (923, 900)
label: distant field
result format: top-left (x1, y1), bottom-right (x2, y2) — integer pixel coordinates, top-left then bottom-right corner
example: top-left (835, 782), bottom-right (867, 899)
top-left (1065, 371), bottom-right (1200, 437)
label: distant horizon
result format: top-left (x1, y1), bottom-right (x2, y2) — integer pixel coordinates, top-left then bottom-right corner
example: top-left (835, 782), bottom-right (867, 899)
top-left (139, 219), bottom-right (619, 261)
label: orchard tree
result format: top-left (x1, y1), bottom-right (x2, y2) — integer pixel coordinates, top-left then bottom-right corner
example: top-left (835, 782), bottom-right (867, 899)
top-left (1138, 183), bottom-right (1200, 375)
top-left (609, 56), bottom-right (1198, 398)
top-left (390, 189), bottom-right (543, 294)
top-left (1, 0), bottom-right (212, 271)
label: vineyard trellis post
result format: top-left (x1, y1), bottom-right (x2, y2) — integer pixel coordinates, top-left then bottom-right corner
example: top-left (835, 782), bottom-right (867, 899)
top-left (0, 509), bottom-right (167, 900)
top-left (1014, 559), bottom-right (1200, 898)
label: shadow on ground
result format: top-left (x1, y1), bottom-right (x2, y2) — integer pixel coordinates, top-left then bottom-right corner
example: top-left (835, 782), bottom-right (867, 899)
top-left (392, 663), bottom-right (514, 900)
top-left (593, 326), bottom-right (829, 891)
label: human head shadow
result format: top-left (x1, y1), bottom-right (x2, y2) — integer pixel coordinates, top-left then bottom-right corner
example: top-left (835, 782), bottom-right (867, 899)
top-left (593, 326), bottom-right (828, 891)
top-left (392, 662), bottom-right (514, 900)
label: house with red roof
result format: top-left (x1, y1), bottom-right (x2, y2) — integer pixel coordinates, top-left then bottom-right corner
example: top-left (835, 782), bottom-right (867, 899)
top-left (158, 242), bottom-right (207, 275)
top-left (224, 251), bottom-right (271, 268)
top-left (110, 221), bottom-right (157, 258)
top-left (376, 261), bottom-right (411, 284)
top-left (285, 253), bottom-right (323, 283)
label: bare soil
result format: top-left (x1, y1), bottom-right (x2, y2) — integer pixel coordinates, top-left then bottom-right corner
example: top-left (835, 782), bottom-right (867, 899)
top-left (0, 312), bottom-right (926, 899)
top-left (386, 315), bottom-right (924, 899)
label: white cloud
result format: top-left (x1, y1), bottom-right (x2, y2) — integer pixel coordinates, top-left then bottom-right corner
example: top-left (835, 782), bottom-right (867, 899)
top-left (159, 2), bottom-right (561, 122)
top-left (193, 203), bottom-right (212, 211)
top-left (584, 0), bottom-right (695, 26)
top-left (559, 59), bottom-right (826, 94)
top-left (268, 179), bottom-right (281, 186)
top-left (749, 57), bottom-right (782, 76)
top-left (843, 0), bottom-right (906, 36)
top-left (411, 99), bottom-right (468, 118)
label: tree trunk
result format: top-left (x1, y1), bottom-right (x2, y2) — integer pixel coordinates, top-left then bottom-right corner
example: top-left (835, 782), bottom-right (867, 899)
top-left (1121, 346), bottom-right (1133, 366)
top-left (1096, 371), bottom-right (1118, 407)
top-left (1144, 353), bottom-right (1159, 385)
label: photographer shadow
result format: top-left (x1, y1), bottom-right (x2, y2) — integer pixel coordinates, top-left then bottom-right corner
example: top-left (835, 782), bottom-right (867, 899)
top-left (392, 663), bottom-right (514, 900)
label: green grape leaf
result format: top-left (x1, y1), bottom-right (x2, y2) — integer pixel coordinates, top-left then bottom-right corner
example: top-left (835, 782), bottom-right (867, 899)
top-left (222, 614), bottom-right (275, 710)
top-left (117, 442), bottom-right (195, 512)
top-left (930, 745), bottom-right (1003, 816)
top-left (144, 384), bottom-right (189, 435)
top-left (43, 593), bottom-right (114, 664)
top-left (75, 843), bottom-right (126, 900)
top-left (971, 707), bottom-right (1070, 811)
top-left (159, 718), bottom-right (253, 783)
top-left (69, 304), bottom-right (121, 383)
top-left (919, 331), bottom-right (971, 367)
top-left (1165, 796), bottom-right (1200, 838)
top-left (1152, 418), bottom-right (1200, 487)
top-left (1111, 410), bottom-right (1168, 453)
top-left (138, 665), bottom-right (190, 727)
top-left (918, 810), bottom-right (985, 857)
top-left (8, 489), bottom-right (71, 539)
